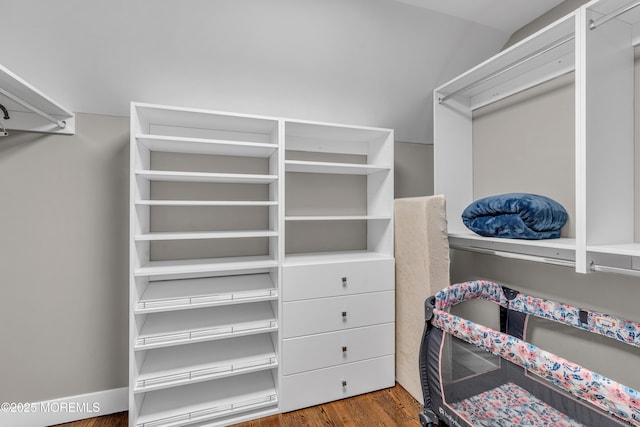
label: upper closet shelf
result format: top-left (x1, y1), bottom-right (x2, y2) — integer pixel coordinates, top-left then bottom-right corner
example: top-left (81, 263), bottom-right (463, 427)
top-left (0, 63), bottom-right (75, 134)
top-left (285, 160), bottom-right (390, 175)
top-left (435, 13), bottom-right (575, 110)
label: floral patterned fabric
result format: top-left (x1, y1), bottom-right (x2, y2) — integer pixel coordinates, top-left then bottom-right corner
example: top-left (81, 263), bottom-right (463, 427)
top-left (435, 281), bottom-right (640, 348)
top-left (509, 293), bottom-right (640, 348)
top-left (433, 309), bottom-right (640, 426)
top-left (451, 382), bottom-right (584, 426)
top-left (434, 280), bottom-right (509, 311)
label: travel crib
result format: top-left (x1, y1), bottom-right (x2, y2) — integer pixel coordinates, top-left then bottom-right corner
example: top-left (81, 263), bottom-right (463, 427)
top-left (418, 281), bottom-right (640, 427)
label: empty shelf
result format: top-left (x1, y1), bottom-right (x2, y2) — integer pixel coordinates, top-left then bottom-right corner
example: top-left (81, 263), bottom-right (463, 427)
top-left (285, 215), bottom-right (391, 221)
top-left (136, 134), bottom-right (277, 158)
top-left (135, 302), bottom-right (277, 349)
top-left (136, 273), bottom-right (277, 313)
top-left (135, 256), bottom-right (278, 277)
top-left (284, 250), bottom-right (394, 266)
top-left (135, 170), bottom-right (278, 184)
top-left (135, 230), bottom-right (277, 241)
top-left (136, 200), bottom-right (277, 207)
top-left (135, 335), bottom-right (277, 392)
top-left (587, 243), bottom-right (640, 257)
top-left (285, 160), bottom-right (390, 175)
top-left (136, 370), bottom-right (277, 427)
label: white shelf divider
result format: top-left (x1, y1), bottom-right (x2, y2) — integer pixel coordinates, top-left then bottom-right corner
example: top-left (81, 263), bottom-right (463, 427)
top-left (136, 134), bottom-right (277, 157)
top-left (135, 256), bottom-right (278, 278)
top-left (285, 215), bottom-right (391, 222)
top-left (135, 302), bottom-right (277, 350)
top-left (135, 335), bottom-right (277, 392)
top-left (135, 170), bottom-right (277, 184)
top-left (136, 274), bottom-right (277, 313)
top-left (285, 160), bottom-right (391, 175)
top-left (136, 200), bottom-right (277, 207)
top-left (135, 230), bottom-right (277, 241)
top-left (283, 250), bottom-right (394, 266)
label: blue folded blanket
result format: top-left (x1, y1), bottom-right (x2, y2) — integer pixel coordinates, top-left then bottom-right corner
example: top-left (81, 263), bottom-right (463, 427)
top-left (461, 193), bottom-right (568, 240)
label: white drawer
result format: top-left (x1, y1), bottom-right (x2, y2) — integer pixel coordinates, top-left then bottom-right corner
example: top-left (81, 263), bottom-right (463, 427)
top-left (280, 355), bottom-right (395, 413)
top-left (283, 259), bottom-right (394, 301)
top-left (282, 323), bottom-right (395, 375)
top-left (282, 291), bottom-right (394, 338)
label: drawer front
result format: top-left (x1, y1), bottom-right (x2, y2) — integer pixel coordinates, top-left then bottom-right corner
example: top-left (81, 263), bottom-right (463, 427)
top-left (280, 355), bottom-right (395, 413)
top-left (283, 259), bottom-right (394, 301)
top-left (282, 323), bottom-right (395, 375)
top-left (282, 291), bottom-right (394, 338)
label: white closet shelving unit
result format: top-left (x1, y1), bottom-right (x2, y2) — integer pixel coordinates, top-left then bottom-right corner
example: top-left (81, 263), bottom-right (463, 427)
top-left (130, 105), bottom-right (396, 423)
top-left (130, 103), bottom-right (281, 427)
top-left (280, 120), bottom-right (395, 412)
top-left (435, 0), bottom-right (640, 276)
top-left (0, 63), bottom-right (74, 134)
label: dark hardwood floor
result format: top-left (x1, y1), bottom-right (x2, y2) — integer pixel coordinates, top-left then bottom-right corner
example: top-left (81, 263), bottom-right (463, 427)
top-left (52, 383), bottom-right (425, 427)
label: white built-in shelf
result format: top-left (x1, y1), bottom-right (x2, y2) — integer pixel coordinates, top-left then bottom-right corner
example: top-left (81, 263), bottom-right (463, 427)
top-left (136, 134), bottom-right (277, 158)
top-left (0, 62), bottom-right (75, 134)
top-left (448, 232), bottom-right (576, 266)
top-left (135, 230), bottom-right (277, 241)
top-left (587, 243), bottom-right (640, 257)
top-left (285, 215), bottom-right (391, 221)
top-left (135, 170), bottom-right (277, 184)
top-left (135, 335), bottom-right (277, 392)
top-left (135, 302), bottom-right (277, 350)
top-left (136, 200), bottom-right (277, 207)
top-left (285, 160), bottom-right (390, 175)
top-left (284, 250), bottom-right (394, 266)
top-left (136, 370), bottom-right (278, 427)
top-left (136, 274), bottom-right (277, 313)
top-left (135, 256), bottom-right (278, 277)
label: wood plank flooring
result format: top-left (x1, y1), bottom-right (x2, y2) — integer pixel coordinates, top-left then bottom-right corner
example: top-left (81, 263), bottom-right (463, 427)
top-left (51, 383), bottom-right (424, 427)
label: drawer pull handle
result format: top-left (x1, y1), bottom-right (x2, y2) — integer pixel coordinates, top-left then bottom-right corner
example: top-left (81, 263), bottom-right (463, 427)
top-left (342, 346), bottom-right (347, 352)
top-left (342, 380), bottom-right (347, 387)
top-left (342, 277), bottom-right (347, 286)
top-left (342, 311), bottom-right (347, 318)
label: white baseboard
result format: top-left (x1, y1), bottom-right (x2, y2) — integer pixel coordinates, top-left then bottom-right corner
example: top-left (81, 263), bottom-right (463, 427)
top-left (0, 387), bottom-right (128, 427)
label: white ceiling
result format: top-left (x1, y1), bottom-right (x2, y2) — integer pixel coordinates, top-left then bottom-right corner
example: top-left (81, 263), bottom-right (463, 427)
top-left (393, 0), bottom-right (566, 33)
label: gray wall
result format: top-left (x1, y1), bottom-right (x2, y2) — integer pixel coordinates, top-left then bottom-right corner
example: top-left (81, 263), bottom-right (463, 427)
top-left (0, 113), bottom-right (129, 402)
top-left (395, 142), bottom-right (434, 198)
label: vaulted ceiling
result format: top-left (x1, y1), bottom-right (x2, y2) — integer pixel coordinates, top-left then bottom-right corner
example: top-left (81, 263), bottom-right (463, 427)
top-left (392, 0), bottom-right (566, 33)
top-left (1, 0), bottom-right (569, 143)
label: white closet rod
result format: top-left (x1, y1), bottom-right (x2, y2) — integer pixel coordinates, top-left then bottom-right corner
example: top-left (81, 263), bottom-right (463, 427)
top-left (0, 86), bottom-right (67, 129)
top-left (590, 263), bottom-right (640, 277)
top-left (589, 0), bottom-right (640, 29)
top-left (438, 34), bottom-right (575, 104)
